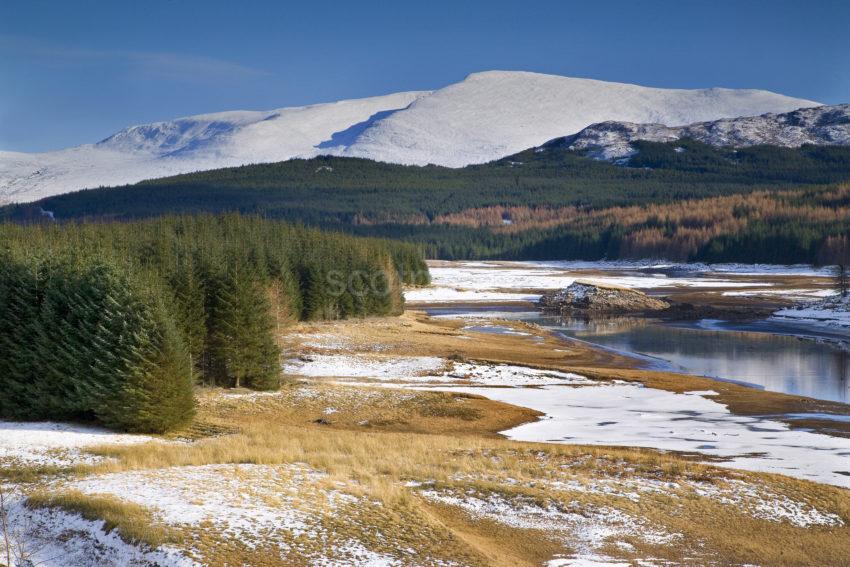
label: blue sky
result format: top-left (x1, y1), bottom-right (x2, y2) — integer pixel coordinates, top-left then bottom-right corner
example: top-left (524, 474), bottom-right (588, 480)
top-left (2, 0), bottom-right (848, 152)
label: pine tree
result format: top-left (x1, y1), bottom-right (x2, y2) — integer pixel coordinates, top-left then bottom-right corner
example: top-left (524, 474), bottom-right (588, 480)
top-left (209, 267), bottom-right (280, 390)
top-left (169, 257), bottom-right (208, 380)
top-left (98, 296), bottom-right (195, 433)
top-left (0, 215), bottom-right (421, 431)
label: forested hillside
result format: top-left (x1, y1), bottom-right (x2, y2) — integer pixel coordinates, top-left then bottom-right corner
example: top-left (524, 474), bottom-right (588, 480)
top-left (0, 216), bottom-right (428, 432)
top-left (426, 185), bottom-right (850, 264)
top-left (10, 141), bottom-right (850, 220)
top-left (5, 140), bottom-right (850, 263)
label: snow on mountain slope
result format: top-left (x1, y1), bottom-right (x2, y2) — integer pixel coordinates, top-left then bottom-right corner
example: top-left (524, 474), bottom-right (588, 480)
top-left (552, 103), bottom-right (850, 161)
top-left (0, 91), bottom-right (428, 204)
top-left (331, 71), bottom-right (820, 166)
top-left (0, 71), bottom-right (820, 203)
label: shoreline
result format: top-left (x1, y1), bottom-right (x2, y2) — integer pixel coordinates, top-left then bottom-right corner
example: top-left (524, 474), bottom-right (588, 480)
top-left (284, 309), bottom-right (850, 487)
top-left (6, 307), bottom-right (850, 565)
top-left (407, 258), bottom-right (849, 405)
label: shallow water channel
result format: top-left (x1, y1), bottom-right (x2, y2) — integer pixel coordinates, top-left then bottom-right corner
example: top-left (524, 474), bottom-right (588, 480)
top-left (428, 306), bottom-right (850, 403)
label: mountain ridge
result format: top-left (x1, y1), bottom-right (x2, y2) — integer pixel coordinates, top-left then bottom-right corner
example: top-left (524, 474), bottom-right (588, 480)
top-left (550, 103), bottom-right (850, 161)
top-left (0, 70), bottom-right (820, 203)
top-left (331, 70), bottom-right (820, 167)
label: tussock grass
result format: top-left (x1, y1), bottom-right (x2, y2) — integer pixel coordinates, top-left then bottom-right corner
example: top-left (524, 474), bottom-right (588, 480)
top-left (0, 463), bottom-right (69, 483)
top-left (51, 404), bottom-right (850, 566)
top-left (26, 489), bottom-right (176, 547)
top-left (16, 311), bottom-right (850, 565)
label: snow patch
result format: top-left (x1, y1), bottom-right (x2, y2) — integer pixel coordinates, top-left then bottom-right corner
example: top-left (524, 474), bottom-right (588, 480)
top-left (420, 488), bottom-right (679, 564)
top-left (3, 489), bottom-right (196, 567)
top-left (65, 463), bottom-right (401, 565)
top-left (284, 354), bottom-right (445, 379)
top-left (0, 421), bottom-right (157, 468)
top-left (439, 363), bottom-right (593, 387)
top-left (446, 383), bottom-right (850, 489)
top-left (692, 480), bottom-right (843, 528)
top-left (771, 294), bottom-right (850, 328)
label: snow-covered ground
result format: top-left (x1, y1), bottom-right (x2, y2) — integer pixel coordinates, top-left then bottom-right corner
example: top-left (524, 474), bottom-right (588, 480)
top-left (414, 469), bottom-right (842, 567)
top-left (0, 91), bottom-right (427, 204)
top-left (0, 421), bottom-right (157, 468)
top-left (419, 488), bottom-right (679, 566)
top-left (287, 350), bottom-right (850, 489)
top-left (339, 71), bottom-right (818, 168)
top-left (1, 71), bottom-right (818, 202)
top-left (404, 287), bottom-right (541, 303)
top-left (68, 463), bottom-right (395, 565)
top-left (449, 468), bottom-right (843, 528)
top-left (7, 343), bottom-right (849, 564)
top-left (723, 288), bottom-right (836, 299)
top-left (6, 463), bottom-right (400, 566)
top-left (405, 260), bottom-right (778, 304)
top-left (288, 356), bottom-right (591, 387)
top-left (284, 354), bottom-right (446, 380)
top-left (772, 294), bottom-right (850, 328)
top-left (445, 383), bottom-right (850, 489)
top-left (560, 103), bottom-right (850, 162)
top-left (443, 363), bottom-right (592, 386)
top-left (4, 490), bottom-right (196, 567)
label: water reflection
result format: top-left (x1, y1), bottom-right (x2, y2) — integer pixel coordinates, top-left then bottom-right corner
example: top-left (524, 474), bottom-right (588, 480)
top-left (543, 316), bottom-right (850, 403)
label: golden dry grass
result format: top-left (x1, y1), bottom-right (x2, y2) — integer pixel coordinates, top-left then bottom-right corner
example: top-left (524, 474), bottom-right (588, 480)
top-left (80, 409), bottom-right (850, 566)
top-left (14, 310), bottom-right (850, 566)
top-left (26, 489), bottom-right (176, 547)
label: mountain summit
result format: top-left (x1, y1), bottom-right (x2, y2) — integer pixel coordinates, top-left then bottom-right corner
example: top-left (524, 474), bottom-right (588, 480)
top-left (329, 71), bottom-right (819, 167)
top-left (0, 71), bottom-right (820, 203)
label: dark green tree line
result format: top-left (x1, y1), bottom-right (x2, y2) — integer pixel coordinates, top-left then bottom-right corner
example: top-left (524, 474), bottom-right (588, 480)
top-left (0, 215), bottom-right (429, 432)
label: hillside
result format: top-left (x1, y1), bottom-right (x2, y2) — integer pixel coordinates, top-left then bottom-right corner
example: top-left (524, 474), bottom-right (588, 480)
top-left (554, 103), bottom-right (850, 161)
top-left (332, 70), bottom-right (818, 167)
top-left (12, 139), bottom-right (850, 218)
top-left (0, 91), bottom-right (428, 204)
top-left (7, 139), bottom-right (850, 263)
top-left (0, 71), bottom-right (818, 203)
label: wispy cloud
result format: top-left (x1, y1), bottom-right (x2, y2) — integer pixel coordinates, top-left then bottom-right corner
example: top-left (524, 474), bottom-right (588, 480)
top-left (0, 35), bottom-right (270, 82)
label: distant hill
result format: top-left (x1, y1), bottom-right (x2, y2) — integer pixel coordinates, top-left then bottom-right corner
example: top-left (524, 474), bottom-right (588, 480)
top-left (0, 71), bottom-right (818, 203)
top-left (5, 137), bottom-right (850, 263)
top-left (550, 104), bottom-right (850, 161)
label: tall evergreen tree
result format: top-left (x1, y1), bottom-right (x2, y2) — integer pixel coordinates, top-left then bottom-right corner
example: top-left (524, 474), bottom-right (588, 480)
top-left (209, 267), bottom-right (280, 390)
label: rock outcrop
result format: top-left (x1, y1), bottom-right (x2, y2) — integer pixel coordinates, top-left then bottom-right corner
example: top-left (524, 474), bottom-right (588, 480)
top-left (538, 282), bottom-right (669, 315)
top-left (544, 103), bottom-right (850, 162)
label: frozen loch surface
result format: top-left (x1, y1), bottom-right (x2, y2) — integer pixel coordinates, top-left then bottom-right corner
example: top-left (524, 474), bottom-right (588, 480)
top-left (405, 260), bottom-right (780, 304)
top-left (287, 349), bottom-right (850, 489)
top-left (446, 383), bottom-right (850, 489)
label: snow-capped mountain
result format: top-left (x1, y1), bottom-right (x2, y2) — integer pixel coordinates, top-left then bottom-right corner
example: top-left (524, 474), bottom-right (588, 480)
top-left (330, 71), bottom-right (819, 167)
top-left (551, 104), bottom-right (850, 161)
top-left (0, 91), bottom-right (428, 204)
top-left (0, 71), bottom-right (821, 203)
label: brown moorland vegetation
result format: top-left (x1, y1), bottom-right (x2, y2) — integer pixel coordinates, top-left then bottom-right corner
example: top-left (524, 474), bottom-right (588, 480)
top-left (434, 185), bottom-right (850, 262)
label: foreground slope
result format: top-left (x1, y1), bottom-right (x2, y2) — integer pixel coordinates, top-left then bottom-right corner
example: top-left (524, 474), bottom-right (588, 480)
top-left (5, 311), bottom-right (850, 566)
top-left (0, 71), bottom-right (819, 202)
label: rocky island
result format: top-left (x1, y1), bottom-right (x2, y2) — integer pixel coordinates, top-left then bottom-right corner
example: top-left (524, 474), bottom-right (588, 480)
top-left (538, 281), bottom-right (670, 315)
